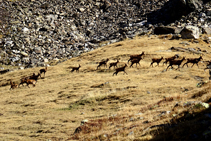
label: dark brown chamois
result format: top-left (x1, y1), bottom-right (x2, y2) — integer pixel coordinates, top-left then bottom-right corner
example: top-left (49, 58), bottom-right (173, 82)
top-left (71, 64), bottom-right (81, 72)
top-left (128, 51), bottom-right (145, 63)
top-left (166, 57), bottom-right (186, 70)
top-left (150, 57), bottom-right (163, 67)
top-left (30, 73), bottom-right (40, 81)
top-left (97, 58), bottom-right (109, 69)
top-left (39, 66), bottom-right (47, 78)
top-left (19, 77), bottom-right (29, 87)
top-left (130, 57), bottom-right (143, 68)
top-left (113, 64), bottom-right (128, 76)
top-left (182, 56), bottom-right (203, 68)
top-left (109, 59), bottom-right (119, 69)
top-left (10, 79), bottom-right (18, 90)
top-left (163, 54), bottom-right (179, 65)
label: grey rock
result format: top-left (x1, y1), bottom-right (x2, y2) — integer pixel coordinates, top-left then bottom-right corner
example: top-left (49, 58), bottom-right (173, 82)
top-left (202, 26), bottom-right (211, 35)
top-left (34, 47), bottom-right (42, 54)
top-left (0, 0), bottom-right (211, 69)
top-left (180, 26), bottom-right (200, 39)
top-left (20, 51), bottom-right (28, 57)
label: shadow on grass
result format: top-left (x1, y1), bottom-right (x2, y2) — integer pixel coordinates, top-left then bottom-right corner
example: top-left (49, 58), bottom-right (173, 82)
top-left (146, 0), bottom-right (200, 26)
top-left (151, 98), bottom-right (211, 141)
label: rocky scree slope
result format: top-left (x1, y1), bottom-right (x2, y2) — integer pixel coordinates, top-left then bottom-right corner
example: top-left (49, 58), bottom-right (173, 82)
top-left (0, 0), bottom-right (211, 68)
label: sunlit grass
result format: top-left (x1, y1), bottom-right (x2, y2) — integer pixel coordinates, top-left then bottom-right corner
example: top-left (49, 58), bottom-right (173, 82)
top-left (0, 35), bottom-right (211, 140)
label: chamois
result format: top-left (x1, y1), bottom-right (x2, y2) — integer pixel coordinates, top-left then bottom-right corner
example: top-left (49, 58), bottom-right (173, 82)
top-left (25, 79), bottom-right (37, 88)
top-left (10, 80), bottom-right (18, 90)
top-left (109, 59), bottom-right (119, 69)
top-left (113, 64), bottom-right (128, 76)
top-left (128, 51), bottom-right (145, 63)
top-left (150, 57), bottom-right (163, 67)
top-left (130, 57), bottom-right (142, 67)
top-left (39, 66), bottom-right (47, 78)
top-left (71, 64), bottom-right (81, 72)
top-left (97, 58), bottom-right (109, 69)
top-left (30, 73), bottom-right (40, 81)
top-left (166, 57), bottom-right (186, 70)
top-left (19, 77), bottom-right (29, 87)
top-left (163, 54), bottom-right (179, 65)
top-left (182, 56), bottom-right (203, 68)
top-left (19, 73), bottom-right (40, 87)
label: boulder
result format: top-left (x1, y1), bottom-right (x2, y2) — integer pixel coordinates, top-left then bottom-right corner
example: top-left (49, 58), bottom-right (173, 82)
top-left (147, 0), bottom-right (202, 25)
top-left (180, 26), bottom-right (200, 39)
top-left (154, 26), bottom-right (176, 35)
top-left (206, 8), bottom-right (211, 16)
top-left (20, 51), bottom-right (28, 57)
top-left (202, 26), bottom-right (211, 35)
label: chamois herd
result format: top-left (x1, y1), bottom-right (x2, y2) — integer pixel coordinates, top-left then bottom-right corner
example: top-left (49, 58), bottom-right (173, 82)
top-left (7, 51), bottom-right (211, 90)
top-left (9, 66), bottom-right (47, 90)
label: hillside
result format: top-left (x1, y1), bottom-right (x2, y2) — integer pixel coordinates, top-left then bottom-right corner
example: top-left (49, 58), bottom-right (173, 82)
top-left (0, 35), bottom-right (211, 140)
top-left (1, 0), bottom-right (211, 68)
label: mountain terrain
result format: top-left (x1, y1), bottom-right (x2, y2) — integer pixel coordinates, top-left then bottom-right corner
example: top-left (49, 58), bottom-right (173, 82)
top-left (0, 35), bottom-right (211, 140)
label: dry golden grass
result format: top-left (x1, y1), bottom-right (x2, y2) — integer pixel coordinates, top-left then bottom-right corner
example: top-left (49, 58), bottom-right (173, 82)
top-left (0, 35), bottom-right (211, 140)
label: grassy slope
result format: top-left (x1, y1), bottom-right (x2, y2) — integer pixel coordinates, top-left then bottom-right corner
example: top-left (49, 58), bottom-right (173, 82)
top-left (0, 35), bottom-right (211, 140)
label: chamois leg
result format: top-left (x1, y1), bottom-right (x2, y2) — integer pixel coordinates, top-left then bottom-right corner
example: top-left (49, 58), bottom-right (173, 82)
top-left (166, 65), bottom-right (171, 70)
top-left (191, 63), bottom-right (199, 68)
top-left (175, 65), bottom-right (181, 70)
top-left (191, 63), bottom-right (195, 68)
top-left (97, 65), bottom-right (101, 70)
top-left (113, 72), bottom-right (117, 76)
top-left (124, 71), bottom-right (128, 75)
top-left (130, 63), bottom-right (134, 68)
top-left (150, 62), bottom-right (154, 67)
top-left (182, 62), bottom-right (188, 68)
top-left (167, 65), bottom-right (174, 70)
